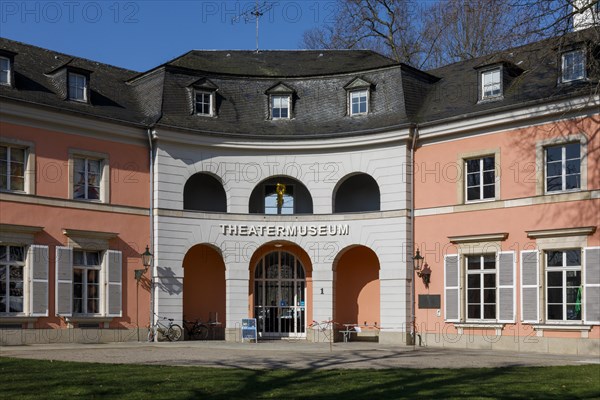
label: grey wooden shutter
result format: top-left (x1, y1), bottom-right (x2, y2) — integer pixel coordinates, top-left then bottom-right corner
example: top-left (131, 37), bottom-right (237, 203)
top-left (29, 245), bottom-right (49, 317)
top-left (444, 254), bottom-right (460, 322)
top-left (55, 246), bottom-right (73, 317)
top-left (520, 250), bottom-right (539, 323)
top-left (583, 247), bottom-right (600, 324)
top-left (105, 250), bottom-right (122, 317)
top-left (498, 251), bottom-right (515, 323)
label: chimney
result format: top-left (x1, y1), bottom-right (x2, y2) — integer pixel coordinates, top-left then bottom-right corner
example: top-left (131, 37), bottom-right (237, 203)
top-left (573, 0), bottom-right (599, 31)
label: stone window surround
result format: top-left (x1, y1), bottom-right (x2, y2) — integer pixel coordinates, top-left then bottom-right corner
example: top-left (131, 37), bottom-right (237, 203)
top-left (0, 137), bottom-right (36, 195)
top-left (456, 147), bottom-right (501, 205)
top-left (535, 133), bottom-right (588, 196)
top-left (67, 148), bottom-right (110, 203)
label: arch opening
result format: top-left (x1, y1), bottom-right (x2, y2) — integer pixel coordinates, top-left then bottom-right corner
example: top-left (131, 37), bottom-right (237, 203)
top-left (182, 244), bottom-right (226, 339)
top-left (183, 173), bottom-right (227, 212)
top-left (333, 173), bottom-right (380, 213)
top-left (249, 176), bottom-right (313, 214)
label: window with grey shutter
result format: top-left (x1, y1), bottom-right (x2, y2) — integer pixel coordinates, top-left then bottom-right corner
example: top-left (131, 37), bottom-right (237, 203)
top-left (105, 250), bottom-right (122, 317)
top-left (583, 247), bottom-right (600, 324)
top-left (29, 245), bottom-right (49, 316)
top-left (444, 254), bottom-right (460, 322)
top-left (55, 246), bottom-right (73, 317)
top-left (520, 250), bottom-right (539, 323)
top-left (498, 251), bottom-right (515, 323)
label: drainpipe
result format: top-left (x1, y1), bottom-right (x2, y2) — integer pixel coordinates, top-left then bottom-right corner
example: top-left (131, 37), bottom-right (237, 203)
top-left (410, 124), bottom-right (422, 347)
top-left (147, 128), bottom-right (155, 335)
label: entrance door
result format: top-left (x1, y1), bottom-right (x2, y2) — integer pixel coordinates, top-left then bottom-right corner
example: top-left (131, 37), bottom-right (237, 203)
top-left (254, 251), bottom-right (306, 338)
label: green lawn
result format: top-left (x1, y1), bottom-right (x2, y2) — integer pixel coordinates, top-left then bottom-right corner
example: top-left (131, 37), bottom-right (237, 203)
top-left (1, 357), bottom-right (598, 399)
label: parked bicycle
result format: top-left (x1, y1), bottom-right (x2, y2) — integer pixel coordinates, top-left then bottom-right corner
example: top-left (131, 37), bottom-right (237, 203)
top-left (183, 318), bottom-right (209, 340)
top-left (148, 314), bottom-right (183, 342)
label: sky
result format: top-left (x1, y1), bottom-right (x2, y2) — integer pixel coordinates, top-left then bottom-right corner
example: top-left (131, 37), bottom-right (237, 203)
top-left (0, 0), bottom-right (333, 71)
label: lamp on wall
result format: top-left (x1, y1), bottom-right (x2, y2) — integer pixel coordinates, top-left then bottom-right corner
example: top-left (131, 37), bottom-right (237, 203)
top-left (135, 245), bottom-right (153, 281)
top-left (413, 249), bottom-right (431, 288)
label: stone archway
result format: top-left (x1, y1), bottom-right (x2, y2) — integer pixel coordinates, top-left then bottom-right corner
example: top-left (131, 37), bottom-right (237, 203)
top-left (182, 244), bottom-right (226, 337)
top-left (333, 246), bottom-right (380, 328)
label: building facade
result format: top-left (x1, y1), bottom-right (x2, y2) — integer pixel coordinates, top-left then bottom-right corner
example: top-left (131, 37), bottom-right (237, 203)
top-left (0, 26), bottom-right (598, 354)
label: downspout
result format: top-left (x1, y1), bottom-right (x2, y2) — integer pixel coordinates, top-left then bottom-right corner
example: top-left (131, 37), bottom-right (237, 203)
top-left (147, 128), bottom-right (155, 335)
top-left (410, 124), bottom-right (422, 347)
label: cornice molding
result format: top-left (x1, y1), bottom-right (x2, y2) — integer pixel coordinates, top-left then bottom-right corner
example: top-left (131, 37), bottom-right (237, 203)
top-left (62, 229), bottom-right (118, 240)
top-left (0, 224), bottom-right (44, 234)
top-left (448, 233), bottom-right (508, 244)
top-left (526, 226), bottom-right (596, 239)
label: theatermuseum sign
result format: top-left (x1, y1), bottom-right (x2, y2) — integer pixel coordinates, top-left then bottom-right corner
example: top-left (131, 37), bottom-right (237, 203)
top-left (220, 224), bottom-right (350, 237)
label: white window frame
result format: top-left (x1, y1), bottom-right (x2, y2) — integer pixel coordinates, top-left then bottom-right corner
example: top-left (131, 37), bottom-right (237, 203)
top-left (349, 89), bottom-right (369, 116)
top-left (264, 184), bottom-right (295, 215)
top-left (270, 95), bottom-right (290, 120)
top-left (465, 155), bottom-right (496, 203)
top-left (0, 245), bottom-right (26, 314)
top-left (465, 254), bottom-right (497, 322)
top-left (72, 249), bottom-right (102, 316)
top-left (68, 149), bottom-right (109, 203)
top-left (195, 90), bottom-right (214, 116)
top-left (544, 142), bottom-right (581, 193)
top-left (0, 144), bottom-right (26, 193)
top-left (480, 68), bottom-right (502, 100)
top-left (0, 56), bottom-right (11, 86)
top-left (68, 72), bottom-right (88, 102)
top-left (545, 249), bottom-right (582, 322)
top-left (561, 49), bottom-right (586, 83)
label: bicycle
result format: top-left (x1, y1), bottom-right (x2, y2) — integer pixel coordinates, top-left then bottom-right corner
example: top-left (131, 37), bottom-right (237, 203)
top-left (183, 318), bottom-right (209, 340)
top-left (148, 314), bottom-right (183, 342)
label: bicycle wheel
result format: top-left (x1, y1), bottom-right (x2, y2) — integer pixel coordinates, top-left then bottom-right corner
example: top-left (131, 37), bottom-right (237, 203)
top-left (196, 324), bottom-right (209, 340)
top-left (147, 327), bottom-right (155, 342)
top-left (166, 324), bottom-right (182, 342)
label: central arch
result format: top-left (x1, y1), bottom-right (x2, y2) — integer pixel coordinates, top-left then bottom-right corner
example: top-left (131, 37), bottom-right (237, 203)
top-left (249, 243), bottom-right (312, 338)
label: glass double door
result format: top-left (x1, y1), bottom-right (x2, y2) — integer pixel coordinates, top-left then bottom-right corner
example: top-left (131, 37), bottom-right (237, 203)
top-left (254, 251), bottom-right (306, 338)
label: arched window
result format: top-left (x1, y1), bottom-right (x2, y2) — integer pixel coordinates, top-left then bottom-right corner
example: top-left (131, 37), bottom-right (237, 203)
top-left (183, 173), bottom-right (227, 212)
top-left (333, 173), bottom-right (380, 213)
top-left (249, 177), bottom-right (313, 214)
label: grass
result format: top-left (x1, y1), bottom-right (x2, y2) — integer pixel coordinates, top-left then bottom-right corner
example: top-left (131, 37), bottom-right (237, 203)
top-left (1, 357), bottom-right (599, 399)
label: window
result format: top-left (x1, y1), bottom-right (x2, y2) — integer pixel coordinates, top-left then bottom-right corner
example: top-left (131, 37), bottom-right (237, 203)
top-left (0, 145), bottom-right (25, 192)
top-left (73, 250), bottom-right (101, 315)
top-left (195, 91), bottom-right (213, 116)
top-left (481, 69), bottom-right (501, 99)
top-left (466, 156), bottom-right (495, 201)
top-left (545, 143), bottom-right (580, 192)
top-left (0, 245), bottom-right (25, 313)
top-left (350, 89), bottom-right (368, 115)
top-left (0, 56), bottom-right (11, 86)
top-left (466, 255), bottom-right (496, 320)
top-left (271, 95), bottom-right (290, 119)
top-left (265, 184), bottom-right (294, 215)
top-left (546, 249), bottom-right (581, 321)
top-left (68, 72), bottom-right (87, 102)
top-left (73, 157), bottom-right (101, 200)
top-left (561, 49), bottom-right (586, 82)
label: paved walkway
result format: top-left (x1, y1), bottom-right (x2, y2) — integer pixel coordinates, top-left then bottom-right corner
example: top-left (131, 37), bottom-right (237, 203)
top-left (2, 341), bottom-right (599, 369)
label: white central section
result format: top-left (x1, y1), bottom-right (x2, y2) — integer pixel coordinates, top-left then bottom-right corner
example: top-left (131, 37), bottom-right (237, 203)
top-left (153, 128), bottom-right (413, 340)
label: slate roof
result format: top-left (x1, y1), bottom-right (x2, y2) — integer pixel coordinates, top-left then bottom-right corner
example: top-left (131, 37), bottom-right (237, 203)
top-left (0, 37), bottom-right (146, 125)
top-left (0, 28), bottom-right (598, 139)
top-left (164, 50), bottom-right (399, 77)
top-left (418, 28), bottom-right (600, 124)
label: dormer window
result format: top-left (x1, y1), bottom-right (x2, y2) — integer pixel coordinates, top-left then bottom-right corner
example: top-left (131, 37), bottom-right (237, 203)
top-left (0, 56), bottom-right (11, 86)
top-left (68, 72), bottom-right (88, 102)
top-left (195, 91), bottom-right (214, 116)
top-left (561, 49), bottom-right (586, 83)
top-left (344, 77), bottom-right (372, 116)
top-left (481, 68), bottom-right (501, 100)
top-left (350, 89), bottom-right (368, 115)
top-left (271, 95), bottom-right (290, 119)
top-left (266, 82), bottom-right (294, 120)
